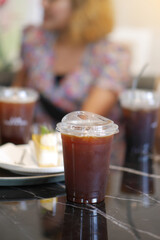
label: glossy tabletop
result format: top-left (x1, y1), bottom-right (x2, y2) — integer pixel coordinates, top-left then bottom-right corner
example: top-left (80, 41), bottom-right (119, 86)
top-left (0, 134), bottom-right (160, 240)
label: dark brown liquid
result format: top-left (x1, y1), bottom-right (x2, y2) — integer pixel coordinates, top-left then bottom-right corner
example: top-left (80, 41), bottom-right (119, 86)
top-left (61, 134), bottom-right (113, 204)
top-left (123, 107), bottom-right (158, 154)
top-left (0, 101), bottom-right (35, 145)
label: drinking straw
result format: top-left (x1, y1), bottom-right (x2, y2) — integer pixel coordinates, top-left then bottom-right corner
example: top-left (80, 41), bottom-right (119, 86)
top-left (132, 63), bottom-right (149, 91)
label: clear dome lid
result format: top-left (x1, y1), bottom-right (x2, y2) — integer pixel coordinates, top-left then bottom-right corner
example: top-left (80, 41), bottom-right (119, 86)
top-left (56, 111), bottom-right (119, 137)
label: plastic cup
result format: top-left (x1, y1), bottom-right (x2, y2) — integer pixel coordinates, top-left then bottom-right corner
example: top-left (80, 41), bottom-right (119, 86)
top-left (56, 111), bottom-right (119, 204)
top-left (120, 89), bottom-right (160, 155)
top-left (0, 87), bottom-right (38, 145)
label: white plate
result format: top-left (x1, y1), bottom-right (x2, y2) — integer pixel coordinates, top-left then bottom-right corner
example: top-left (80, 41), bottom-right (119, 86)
top-left (0, 162), bottom-right (64, 175)
top-left (0, 143), bottom-right (64, 175)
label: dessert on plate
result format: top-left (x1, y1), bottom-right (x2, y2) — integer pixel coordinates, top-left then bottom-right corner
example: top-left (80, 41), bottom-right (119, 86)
top-left (32, 126), bottom-right (59, 167)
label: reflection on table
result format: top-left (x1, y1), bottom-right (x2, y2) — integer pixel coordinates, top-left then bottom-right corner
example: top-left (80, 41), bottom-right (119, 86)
top-left (121, 153), bottom-right (155, 207)
top-left (40, 196), bottom-right (108, 240)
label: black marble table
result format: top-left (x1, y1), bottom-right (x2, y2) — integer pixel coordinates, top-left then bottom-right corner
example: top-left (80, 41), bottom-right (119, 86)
top-left (0, 137), bottom-right (160, 240)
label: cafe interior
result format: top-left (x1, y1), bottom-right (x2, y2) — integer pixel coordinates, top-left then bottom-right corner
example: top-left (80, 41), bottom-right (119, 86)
top-left (0, 0), bottom-right (160, 239)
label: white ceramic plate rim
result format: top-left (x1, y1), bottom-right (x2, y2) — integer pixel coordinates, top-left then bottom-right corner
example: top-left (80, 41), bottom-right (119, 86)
top-left (0, 162), bottom-right (64, 175)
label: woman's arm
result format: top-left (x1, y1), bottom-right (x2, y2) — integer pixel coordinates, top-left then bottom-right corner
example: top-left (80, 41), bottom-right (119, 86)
top-left (81, 86), bottom-right (118, 116)
top-left (81, 41), bottom-right (131, 117)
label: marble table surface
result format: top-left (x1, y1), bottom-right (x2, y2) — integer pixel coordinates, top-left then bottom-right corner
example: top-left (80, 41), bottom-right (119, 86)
top-left (0, 137), bottom-right (160, 240)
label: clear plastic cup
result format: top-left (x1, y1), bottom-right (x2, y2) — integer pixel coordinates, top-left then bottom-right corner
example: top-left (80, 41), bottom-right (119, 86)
top-left (56, 111), bottom-right (119, 204)
top-left (120, 89), bottom-right (160, 155)
top-left (0, 87), bottom-right (38, 145)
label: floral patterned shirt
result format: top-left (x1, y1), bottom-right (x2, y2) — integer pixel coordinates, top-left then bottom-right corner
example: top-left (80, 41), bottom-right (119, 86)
top-left (21, 26), bottom-right (130, 124)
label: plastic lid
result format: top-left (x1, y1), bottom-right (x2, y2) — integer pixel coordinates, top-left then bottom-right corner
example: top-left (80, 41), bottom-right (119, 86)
top-left (0, 87), bottom-right (39, 103)
top-left (120, 89), bottom-right (160, 110)
top-left (56, 111), bottom-right (119, 137)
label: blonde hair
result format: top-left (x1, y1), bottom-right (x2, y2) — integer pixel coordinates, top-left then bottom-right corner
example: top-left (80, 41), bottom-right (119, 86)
top-left (69, 0), bottom-right (114, 45)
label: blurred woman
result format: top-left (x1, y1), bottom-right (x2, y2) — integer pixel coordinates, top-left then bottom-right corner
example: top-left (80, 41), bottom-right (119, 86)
top-left (14, 0), bottom-right (130, 126)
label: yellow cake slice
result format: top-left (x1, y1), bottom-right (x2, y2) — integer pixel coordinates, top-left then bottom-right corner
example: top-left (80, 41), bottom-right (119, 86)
top-left (32, 133), bottom-right (59, 167)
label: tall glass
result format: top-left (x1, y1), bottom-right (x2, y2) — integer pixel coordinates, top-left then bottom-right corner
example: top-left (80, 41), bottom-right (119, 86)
top-left (56, 111), bottom-right (119, 204)
top-left (0, 87), bottom-right (38, 145)
top-left (120, 89), bottom-right (160, 155)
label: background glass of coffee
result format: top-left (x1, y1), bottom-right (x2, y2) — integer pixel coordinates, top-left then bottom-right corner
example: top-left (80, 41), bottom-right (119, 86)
top-left (0, 87), bottom-right (38, 145)
top-left (56, 111), bottom-right (119, 204)
top-left (120, 89), bottom-right (160, 155)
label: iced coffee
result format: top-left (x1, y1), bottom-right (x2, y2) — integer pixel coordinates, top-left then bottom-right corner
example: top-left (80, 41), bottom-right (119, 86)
top-left (0, 87), bottom-right (38, 145)
top-left (56, 111), bottom-right (119, 204)
top-left (120, 90), bottom-right (159, 155)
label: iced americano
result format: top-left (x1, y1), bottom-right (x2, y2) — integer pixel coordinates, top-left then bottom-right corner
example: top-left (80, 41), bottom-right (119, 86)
top-left (57, 111), bottom-right (118, 204)
top-left (0, 87), bottom-right (38, 144)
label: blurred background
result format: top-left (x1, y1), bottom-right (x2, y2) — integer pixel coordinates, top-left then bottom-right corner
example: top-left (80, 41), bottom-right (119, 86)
top-left (0, 0), bottom-right (160, 88)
